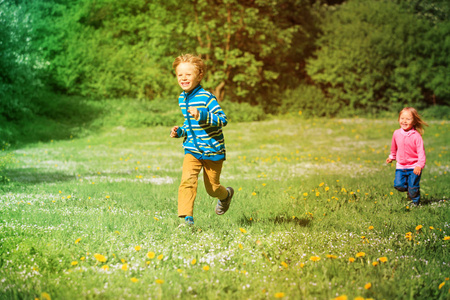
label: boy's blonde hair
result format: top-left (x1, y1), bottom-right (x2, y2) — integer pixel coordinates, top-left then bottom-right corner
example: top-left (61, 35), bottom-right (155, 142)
top-left (399, 107), bottom-right (428, 135)
top-left (172, 54), bottom-right (206, 78)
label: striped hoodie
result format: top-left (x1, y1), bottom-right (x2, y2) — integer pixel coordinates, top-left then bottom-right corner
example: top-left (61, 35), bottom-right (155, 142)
top-left (175, 85), bottom-right (227, 161)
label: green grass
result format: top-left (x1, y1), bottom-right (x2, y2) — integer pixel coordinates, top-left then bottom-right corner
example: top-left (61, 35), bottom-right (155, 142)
top-left (1, 117), bottom-right (449, 300)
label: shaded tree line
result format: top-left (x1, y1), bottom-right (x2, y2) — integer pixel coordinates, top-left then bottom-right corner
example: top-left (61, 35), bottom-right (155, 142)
top-left (1, 0), bottom-right (449, 124)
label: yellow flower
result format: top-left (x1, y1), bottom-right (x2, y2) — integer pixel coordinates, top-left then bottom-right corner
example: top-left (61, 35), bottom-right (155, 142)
top-left (147, 251), bottom-right (155, 259)
top-left (438, 282), bottom-right (445, 289)
top-left (101, 265), bottom-right (109, 270)
top-left (135, 246), bottom-right (141, 251)
top-left (364, 282), bottom-right (372, 289)
top-left (368, 226), bottom-right (374, 230)
top-left (71, 261), bottom-right (78, 266)
top-left (354, 297), bottom-right (364, 300)
top-left (415, 225), bottom-right (423, 231)
top-left (379, 257), bottom-right (388, 263)
top-left (154, 217), bottom-right (159, 221)
top-left (105, 195), bottom-right (110, 199)
top-left (155, 279), bottom-right (164, 284)
top-left (429, 226), bottom-right (434, 230)
top-left (203, 265), bottom-right (210, 271)
top-left (131, 277), bottom-right (139, 283)
top-left (239, 228), bottom-right (247, 234)
top-left (299, 263), bottom-right (305, 268)
top-left (238, 244), bottom-right (243, 249)
top-left (281, 261), bottom-right (288, 268)
top-left (372, 261), bottom-right (378, 266)
top-left (94, 254), bottom-right (107, 263)
top-left (356, 252), bottom-right (365, 258)
top-left (41, 292), bottom-right (51, 300)
top-left (262, 183), bottom-right (266, 186)
top-left (303, 192), bottom-right (308, 197)
top-left (319, 182), bottom-right (325, 187)
top-left (74, 238), bottom-right (81, 244)
top-left (310, 256), bottom-right (320, 262)
top-left (191, 259), bottom-right (197, 265)
top-left (326, 254), bottom-right (337, 259)
top-left (177, 269), bottom-right (183, 273)
top-left (274, 292), bottom-right (285, 298)
top-left (443, 236), bottom-right (450, 241)
top-left (157, 254), bottom-right (164, 260)
top-left (334, 296), bottom-right (347, 300)
top-left (325, 187), bottom-right (330, 191)
top-left (390, 192), bottom-right (394, 195)
top-left (252, 192), bottom-right (257, 196)
top-left (121, 263), bottom-right (128, 271)
top-left (349, 257), bottom-right (355, 263)
top-left (80, 257), bottom-right (85, 261)
top-left (114, 230), bottom-right (120, 235)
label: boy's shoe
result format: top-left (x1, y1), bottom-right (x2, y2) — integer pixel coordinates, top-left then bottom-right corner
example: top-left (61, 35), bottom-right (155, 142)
top-left (215, 187), bottom-right (234, 215)
top-left (185, 216), bottom-right (194, 225)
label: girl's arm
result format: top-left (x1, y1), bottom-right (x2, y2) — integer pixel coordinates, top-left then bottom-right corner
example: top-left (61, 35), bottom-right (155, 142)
top-left (388, 132), bottom-right (397, 161)
top-left (196, 95), bottom-right (228, 127)
top-left (416, 135), bottom-right (426, 169)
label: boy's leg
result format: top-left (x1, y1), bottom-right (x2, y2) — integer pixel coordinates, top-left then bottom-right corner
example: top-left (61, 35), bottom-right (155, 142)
top-left (407, 170), bottom-right (421, 204)
top-left (202, 159), bottom-right (228, 200)
top-left (393, 169), bottom-right (408, 192)
top-left (178, 154), bottom-right (202, 218)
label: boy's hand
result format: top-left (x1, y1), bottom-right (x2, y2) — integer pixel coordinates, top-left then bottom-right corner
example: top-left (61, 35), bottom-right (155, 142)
top-left (170, 126), bottom-right (179, 138)
top-left (413, 166), bottom-right (422, 175)
top-left (386, 158), bottom-right (393, 164)
top-left (187, 107), bottom-right (200, 120)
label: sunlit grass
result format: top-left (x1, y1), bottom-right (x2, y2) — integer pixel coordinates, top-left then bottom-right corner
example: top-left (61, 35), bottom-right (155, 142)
top-left (1, 118), bottom-right (449, 299)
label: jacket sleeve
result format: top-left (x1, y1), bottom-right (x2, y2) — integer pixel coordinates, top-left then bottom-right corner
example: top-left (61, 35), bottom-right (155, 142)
top-left (389, 132), bottom-right (397, 160)
top-left (416, 135), bottom-right (426, 169)
top-left (176, 125), bottom-right (186, 138)
top-left (197, 95), bottom-right (228, 127)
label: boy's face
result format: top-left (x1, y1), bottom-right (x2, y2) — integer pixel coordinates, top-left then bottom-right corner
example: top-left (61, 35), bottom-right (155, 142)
top-left (176, 62), bottom-right (203, 93)
top-left (399, 111), bottom-right (414, 131)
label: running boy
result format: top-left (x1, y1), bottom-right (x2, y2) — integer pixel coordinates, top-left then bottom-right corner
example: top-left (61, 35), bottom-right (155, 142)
top-left (170, 54), bottom-right (234, 225)
top-left (386, 107), bottom-right (428, 206)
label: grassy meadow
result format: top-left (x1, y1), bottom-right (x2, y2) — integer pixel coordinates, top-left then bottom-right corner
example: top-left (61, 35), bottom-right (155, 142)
top-left (1, 117), bottom-right (449, 300)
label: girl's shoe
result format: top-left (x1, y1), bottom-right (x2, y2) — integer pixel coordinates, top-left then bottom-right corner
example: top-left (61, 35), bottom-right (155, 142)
top-left (215, 187), bottom-right (234, 215)
top-left (185, 216), bottom-right (194, 225)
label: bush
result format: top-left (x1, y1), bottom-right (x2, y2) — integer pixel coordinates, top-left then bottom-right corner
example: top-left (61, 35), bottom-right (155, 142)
top-left (220, 100), bottom-right (267, 122)
top-left (421, 105), bottom-right (450, 120)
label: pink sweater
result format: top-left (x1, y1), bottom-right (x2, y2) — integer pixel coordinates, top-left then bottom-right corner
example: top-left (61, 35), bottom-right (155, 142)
top-left (389, 128), bottom-right (426, 169)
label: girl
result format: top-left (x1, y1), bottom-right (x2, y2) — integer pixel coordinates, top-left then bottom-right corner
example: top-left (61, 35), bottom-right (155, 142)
top-left (170, 54), bottom-right (234, 225)
top-left (386, 107), bottom-right (428, 205)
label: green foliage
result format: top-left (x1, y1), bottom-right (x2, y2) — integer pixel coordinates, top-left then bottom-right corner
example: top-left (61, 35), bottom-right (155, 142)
top-left (220, 100), bottom-right (267, 122)
top-left (0, 142), bottom-right (14, 183)
top-left (306, 0), bottom-right (450, 114)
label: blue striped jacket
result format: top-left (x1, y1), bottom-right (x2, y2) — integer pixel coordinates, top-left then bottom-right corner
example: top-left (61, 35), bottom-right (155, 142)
top-left (175, 85), bottom-right (227, 161)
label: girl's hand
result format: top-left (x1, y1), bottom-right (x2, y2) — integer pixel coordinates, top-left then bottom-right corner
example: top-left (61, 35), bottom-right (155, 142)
top-left (413, 166), bottom-right (422, 175)
top-left (170, 126), bottom-right (179, 138)
top-left (386, 158), bottom-right (393, 164)
top-left (188, 107), bottom-right (200, 120)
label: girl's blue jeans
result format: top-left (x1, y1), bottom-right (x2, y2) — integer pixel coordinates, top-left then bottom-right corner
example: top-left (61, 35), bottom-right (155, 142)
top-left (394, 169), bottom-right (421, 203)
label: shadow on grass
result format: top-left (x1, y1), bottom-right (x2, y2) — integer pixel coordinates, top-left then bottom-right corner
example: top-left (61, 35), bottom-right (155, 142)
top-left (238, 215), bottom-right (312, 227)
top-left (4, 168), bottom-right (75, 184)
top-left (420, 197), bottom-right (446, 205)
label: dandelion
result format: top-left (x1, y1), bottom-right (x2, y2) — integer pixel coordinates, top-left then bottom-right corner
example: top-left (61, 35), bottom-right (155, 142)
top-left (157, 254), bottom-right (164, 260)
top-left (239, 228), bottom-right (247, 234)
top-left (41, 292), bottom-right (51, 300)
top-left (316, 191), bottom-right (320, 196)
top-left (372, 262), bottom-right (378, 266)
top-left (105, 195), bottom-right (110, 199)
top-left (101, 265), bottom-right (109, 270)
top-left (191, 259), bottom-right (197, 265)
top-left (121, 264), bottom-right (128, 271)
top-left (429, 226), bottom-right (434, 230)
top-left (299, 263), bottom-right (305, 268)
top-left (390, 192), bottom-right (394, 195)
top-left (274, 292), bottom-right (285, 298)
top-left (252, 192), bottom-right (257, 196)
top-left (303, 192), bottom-right (308, 197)
top-left (319, 182), bottom-right (324, 187)
top-left (281, 261), bottom-right (288, 268)
top-left (443, 237), bottom-right (450, 241)
top-left (334, 296), bottom-right (347, 300)
top-left (326, 254), bottom-right (337, 259)
top-left (154, 217), bottom-right (159, 221)
top-left (94, 254), bottom-right (107, 263)
top-left (379, 257), bottom-right (388, 263)
top-left (131, 277), bottom-right (139, 283)
top-left (147, 252), bottom-right (155, 259)
top-left (71, 261), bottom-right (78, 266)
top-left (354, 297), bottom-right (364, 300)
top-left (325, 187), bottom-right (330, 191)
top-left (439, 282), bottom-right (445, 289)
top-left (177, 269), bottom-right (183, 273)
top-left (405, 232), bottom-right (413, 241)
top-left (80, 257), bottom-right (85, 261)
top-left (238, 244), bottom-right (243, 250)
top-left (203, 266), bottom-right (210, 271)
top-left (349, 257), bottom-right (355, 263)
top-left (262, 183), bottom-right (266, 187)
top-left (310, 256), bottom-right (320, 262)
top-left (364, 283), bottom-right (372, 290)
top-left (356, 252), bottom-right (365, 258)
top-left (415, 225), bottom-right (423, 231)
top-left (155, 279), bottom-right (164, 284)
top-left (75, 238), bottom-right (81, 244)
top-left (135, 246), bottom-right (141, 251)
top-left (368, 226), bottom-right (374, 230)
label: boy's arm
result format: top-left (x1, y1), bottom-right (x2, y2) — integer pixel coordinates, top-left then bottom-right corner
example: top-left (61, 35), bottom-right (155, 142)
top-left (196, 95), bottom-right (228, 127)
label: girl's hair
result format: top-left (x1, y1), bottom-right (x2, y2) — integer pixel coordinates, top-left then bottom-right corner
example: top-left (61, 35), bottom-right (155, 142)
top-left (399, 107), bottom-right (429, 135)
top-left (172, 54), bottom-right (206, 78)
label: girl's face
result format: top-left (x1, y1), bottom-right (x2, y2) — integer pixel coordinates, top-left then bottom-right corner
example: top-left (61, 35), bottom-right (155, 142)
top-left (399, 110), bottom-right (414, 131)
top-left (176, 62), bottom-right (202, 92)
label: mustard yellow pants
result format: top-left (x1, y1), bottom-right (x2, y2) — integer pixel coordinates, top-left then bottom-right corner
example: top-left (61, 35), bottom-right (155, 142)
top-left (178, 154), bottom-right (228, 217)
